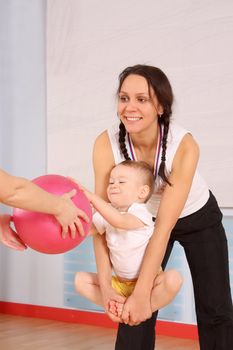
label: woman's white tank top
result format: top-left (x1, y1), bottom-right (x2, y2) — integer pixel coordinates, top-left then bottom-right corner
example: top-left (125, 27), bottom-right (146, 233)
top-left (107, 122), bottom-right (209, 218)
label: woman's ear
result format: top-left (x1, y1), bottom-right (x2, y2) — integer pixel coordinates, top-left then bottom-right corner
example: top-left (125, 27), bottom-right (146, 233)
top-left (158, 104), bottom-right (164, 116)
top-left (138, 185), bottom-right (150, 201)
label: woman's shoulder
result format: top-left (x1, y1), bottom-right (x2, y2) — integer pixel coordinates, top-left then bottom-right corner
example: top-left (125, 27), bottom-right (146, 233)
top-left (93, 129), bottom-right (113, 157)
top-left (106, 122), bottom-right (120, 144)
top-left (93, 130), bottom-right (115, 170)
top-left (98, 123), bottom-right (125, 165)
top-left (168, 122), bottom-right (188, 142)
top-left (168, 122), bottom-right (199, 150)
top-left (94, 129), bottom-right (108, 143)
top-left (94, 122), bottom-right (119, 144)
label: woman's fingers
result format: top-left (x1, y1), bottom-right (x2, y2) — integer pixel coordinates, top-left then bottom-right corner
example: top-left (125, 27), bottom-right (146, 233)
top-left (1, 225), bottom-right (27, 251)
top-left (62, 216), bottom-right (89, 239)
top-left (76, 207), bottom-right (90, 224)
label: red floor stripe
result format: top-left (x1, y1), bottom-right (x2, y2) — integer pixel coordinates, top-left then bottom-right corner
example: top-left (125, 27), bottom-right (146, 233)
top-left (0, 301), bottom-right (198, 339)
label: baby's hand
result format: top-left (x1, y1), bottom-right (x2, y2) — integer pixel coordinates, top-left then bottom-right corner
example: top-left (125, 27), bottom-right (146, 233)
top-left (67, 177), bottom-right (92, 201)
top-left (67, 177), bottom-right (86, 192)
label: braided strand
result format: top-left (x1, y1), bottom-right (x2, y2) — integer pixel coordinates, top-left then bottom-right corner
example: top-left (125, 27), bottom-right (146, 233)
top-left (158, 115), bottom-right (171, 185)
top-left (118, 122), bottom-right (131, 160)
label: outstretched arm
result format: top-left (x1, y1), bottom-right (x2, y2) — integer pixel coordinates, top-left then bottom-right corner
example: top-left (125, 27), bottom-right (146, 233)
top-left (0, 168), bottom-right (89, 239)
top-left (92, 131), bottom-right (125, 322)
top-left (81, 189), bottom-right (144, 230)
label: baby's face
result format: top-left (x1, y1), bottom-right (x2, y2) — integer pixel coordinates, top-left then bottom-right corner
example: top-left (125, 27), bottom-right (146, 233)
top-left (107, 164), bottom-right (144, 210)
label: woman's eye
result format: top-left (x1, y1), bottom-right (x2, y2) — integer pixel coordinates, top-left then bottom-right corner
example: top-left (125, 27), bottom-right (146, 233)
top-left (137, 97), bottom-right (147, 103)
top-left (119, 96), bottom-right (128, 102)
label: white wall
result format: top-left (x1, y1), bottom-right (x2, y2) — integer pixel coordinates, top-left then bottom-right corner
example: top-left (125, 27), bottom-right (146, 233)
top-left (47, 0), bottom-right (233, 207)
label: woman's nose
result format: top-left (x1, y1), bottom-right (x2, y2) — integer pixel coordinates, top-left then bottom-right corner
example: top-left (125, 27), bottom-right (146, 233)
top-left (125, 99), bottom-right (137, 111)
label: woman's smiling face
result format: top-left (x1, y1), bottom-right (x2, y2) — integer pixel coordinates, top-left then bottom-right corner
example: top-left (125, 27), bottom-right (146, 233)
top-left (117, 74), bottom-right (163, 134)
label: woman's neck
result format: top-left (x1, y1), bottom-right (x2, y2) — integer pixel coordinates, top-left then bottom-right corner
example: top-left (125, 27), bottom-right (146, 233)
top-left (129, 123), bottom-right (159, 165)
top-left (129, 123), bottom-right (159, 149)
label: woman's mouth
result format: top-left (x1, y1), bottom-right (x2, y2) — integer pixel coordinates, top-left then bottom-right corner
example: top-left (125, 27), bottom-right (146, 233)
top-left (125, 116), bottom-right (142, 121)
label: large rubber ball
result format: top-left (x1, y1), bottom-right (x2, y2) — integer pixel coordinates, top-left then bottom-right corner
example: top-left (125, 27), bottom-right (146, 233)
top-left (13, 174), bottom-right (92, 254)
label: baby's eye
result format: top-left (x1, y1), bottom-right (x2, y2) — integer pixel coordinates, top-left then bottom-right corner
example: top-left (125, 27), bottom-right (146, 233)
top-left (119, 181), bottom-right (126, 184)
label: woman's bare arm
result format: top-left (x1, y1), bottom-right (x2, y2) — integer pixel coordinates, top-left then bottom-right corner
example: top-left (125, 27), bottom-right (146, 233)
top-left (121, 133), bottom-right (200, 325)
top-left (0, 168), bottom-right (89, 237)
top-left (92, 131), bottom-right (126, 320)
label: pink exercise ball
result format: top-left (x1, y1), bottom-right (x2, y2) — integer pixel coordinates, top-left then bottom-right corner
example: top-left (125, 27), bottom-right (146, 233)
top-left (13, 174), bottom-right (92, 254)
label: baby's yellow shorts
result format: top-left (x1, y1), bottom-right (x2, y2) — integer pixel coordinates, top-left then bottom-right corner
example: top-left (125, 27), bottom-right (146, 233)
top-left (111, 276), bottom-right (137, 297)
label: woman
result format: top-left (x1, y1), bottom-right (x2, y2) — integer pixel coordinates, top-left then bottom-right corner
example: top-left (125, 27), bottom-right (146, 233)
top-left (0, 168), bottom-right (89, 250)
top-left (92, 64), bottom-right (233, 350)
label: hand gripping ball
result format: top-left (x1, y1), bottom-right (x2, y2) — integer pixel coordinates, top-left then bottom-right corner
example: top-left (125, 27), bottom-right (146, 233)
top-left (13, 174), bottom-right (92, 254)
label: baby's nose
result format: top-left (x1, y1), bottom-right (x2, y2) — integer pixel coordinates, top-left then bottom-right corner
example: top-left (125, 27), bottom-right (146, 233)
top-left (110, 183), bottom-right (117, 188)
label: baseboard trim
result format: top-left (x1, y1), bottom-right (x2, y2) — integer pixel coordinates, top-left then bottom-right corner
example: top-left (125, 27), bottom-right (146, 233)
top-left (0, 301), bottom-right (198, 339)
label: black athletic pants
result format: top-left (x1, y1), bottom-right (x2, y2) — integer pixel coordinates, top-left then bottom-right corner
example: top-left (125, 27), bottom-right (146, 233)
top-left (115, 192), bottom-right (233, 350)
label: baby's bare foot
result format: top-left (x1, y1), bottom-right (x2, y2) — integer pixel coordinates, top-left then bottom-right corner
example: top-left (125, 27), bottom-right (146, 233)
top-left (108, 300), bottom-right (118, 316)
top-left (115, 302), bottom-right (124, 317)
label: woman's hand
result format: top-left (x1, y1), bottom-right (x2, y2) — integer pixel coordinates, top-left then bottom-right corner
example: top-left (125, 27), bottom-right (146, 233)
top-left (121, 292), bottom-right (152, 326)
top-left (55, 189), bottom-right (90, 239)
top-left (0, 214), bottom-right (27, 251)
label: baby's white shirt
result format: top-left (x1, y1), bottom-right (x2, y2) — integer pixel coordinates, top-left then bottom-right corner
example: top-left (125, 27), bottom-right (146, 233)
top-left (93, 203), bottom-right (154, 280)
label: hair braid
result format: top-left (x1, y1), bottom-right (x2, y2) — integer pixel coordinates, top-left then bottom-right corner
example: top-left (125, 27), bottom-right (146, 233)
top-left (118, 122), bottom-right (131, 160)
top-left (158, 115), bottom-right (171, 185)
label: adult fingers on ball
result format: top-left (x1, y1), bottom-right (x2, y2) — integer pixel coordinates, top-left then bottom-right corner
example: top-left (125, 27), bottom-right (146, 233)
top-left (75, 218), bottom-right (85, 237)
top-left (62, 225), bottom-right (69, 239)
top-left (76, 208), bottom-right (90, 223)
top-left (69, 223), bottom-right (77, 239)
